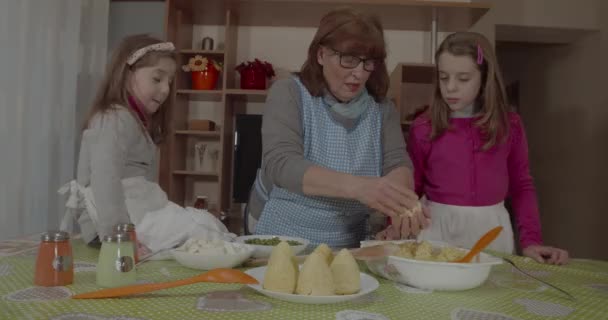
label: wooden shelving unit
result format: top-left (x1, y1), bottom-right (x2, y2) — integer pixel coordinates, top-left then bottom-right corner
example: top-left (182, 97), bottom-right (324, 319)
top-left (160, 0), bottom-right (490, 221)
top-left (388, 62), bottom-right (436, 127)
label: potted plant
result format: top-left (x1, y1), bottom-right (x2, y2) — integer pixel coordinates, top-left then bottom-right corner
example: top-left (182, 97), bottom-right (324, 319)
top-left (182, 55), bottom-right (222, 90)
top-left (235, 59), bottom-right (275, 90)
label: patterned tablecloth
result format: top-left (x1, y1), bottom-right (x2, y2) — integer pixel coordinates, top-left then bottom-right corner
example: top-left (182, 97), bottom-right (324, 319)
top-left (1, 236), bottom-right (607, 320)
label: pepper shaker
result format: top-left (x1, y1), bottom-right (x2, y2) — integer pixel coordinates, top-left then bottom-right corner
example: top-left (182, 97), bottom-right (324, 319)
top-left (34, 231), bottom-right (74, 286)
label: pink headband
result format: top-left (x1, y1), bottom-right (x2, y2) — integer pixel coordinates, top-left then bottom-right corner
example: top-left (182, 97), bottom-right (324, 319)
top-left (126, 42), bottom-right (175, 66)
top-left (476, 44), bottom-right (484, 65)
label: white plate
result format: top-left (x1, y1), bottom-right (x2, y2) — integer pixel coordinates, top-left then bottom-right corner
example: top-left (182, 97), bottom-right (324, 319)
top-left (234, 235), bottom-right (310, 259)
top-left (245, 266), bottom-right (379, 304)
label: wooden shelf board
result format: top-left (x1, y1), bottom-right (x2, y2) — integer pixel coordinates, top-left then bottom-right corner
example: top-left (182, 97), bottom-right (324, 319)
top-left (193, 0), bottom-right (490, 31)
top-left (173, 170), bottom-right (219, 177)
top-left (225, 89), bottom-right (268, 96)
top-left (175, 130), bottom-right (221, 138)
top-left (180, 49), bottom-right (225, 55)
top-left (177, 89), bottom-right (223, 95)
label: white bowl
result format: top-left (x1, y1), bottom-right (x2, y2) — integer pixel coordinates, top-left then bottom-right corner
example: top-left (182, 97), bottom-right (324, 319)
top-left (172, 242), bottom-right (254, 270)
top-left (234, 235), bottom-right (310, 259)
top-left (361, 240), bottom-right (503, 291)
top-left (245, 266), bottom-right (379, 304)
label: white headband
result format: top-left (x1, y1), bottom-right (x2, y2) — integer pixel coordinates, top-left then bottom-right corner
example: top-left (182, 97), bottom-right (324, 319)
top-left (126, 42), bottom-right (175, 66)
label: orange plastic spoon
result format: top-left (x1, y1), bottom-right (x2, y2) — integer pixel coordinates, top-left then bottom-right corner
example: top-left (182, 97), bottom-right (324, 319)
top-left (453, 226), bottom-right (503, 263)
top-left (72, 268), bottom-right (258, 299)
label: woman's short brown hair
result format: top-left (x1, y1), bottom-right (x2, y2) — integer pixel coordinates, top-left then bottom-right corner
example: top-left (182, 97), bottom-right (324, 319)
top-left (299, 8), bottom-right (389, 102)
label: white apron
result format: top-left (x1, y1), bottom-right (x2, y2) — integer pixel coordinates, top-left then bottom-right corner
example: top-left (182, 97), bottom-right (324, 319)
top-left (417, 201), bottom-right (515, 254)
top-left (58, 176), bottom-right (235, 255)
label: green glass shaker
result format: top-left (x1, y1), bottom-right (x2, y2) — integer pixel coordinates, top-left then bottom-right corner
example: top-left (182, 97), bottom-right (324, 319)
top-left (96, 232), bottom-right (136, 287)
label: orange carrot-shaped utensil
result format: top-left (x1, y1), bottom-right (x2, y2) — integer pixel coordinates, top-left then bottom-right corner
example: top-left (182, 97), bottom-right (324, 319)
top-left (72, 268), bottom-right (258, 299)
top-left (453, 226), bottom-right (503, 263)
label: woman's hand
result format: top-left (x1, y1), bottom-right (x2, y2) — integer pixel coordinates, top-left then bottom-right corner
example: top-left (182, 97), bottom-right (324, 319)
top-left (523, 245), bottom-right (569, 265)
top-left (351, 176), bottom-right (418, 219)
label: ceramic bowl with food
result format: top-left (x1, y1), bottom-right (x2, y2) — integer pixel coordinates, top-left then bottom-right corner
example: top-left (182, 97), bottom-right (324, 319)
top-left (361, 240), bottom-right (503, 291)
top-left (234, 235), bottom-right (310, 258)
top-left (172, 238), bottom-right (254, 270)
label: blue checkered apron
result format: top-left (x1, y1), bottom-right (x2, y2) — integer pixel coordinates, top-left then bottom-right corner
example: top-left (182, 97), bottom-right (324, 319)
top-left (255, 78), bottom-right (383, 248)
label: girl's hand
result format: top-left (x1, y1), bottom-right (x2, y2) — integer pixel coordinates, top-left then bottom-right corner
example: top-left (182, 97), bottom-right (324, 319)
top-left (375, 225), bottom-right (395, 240)
top-left (374, 204), bottom-right (431, 240)
top-left (391, 201), bottom-right (431, 239)
top-left (522, 245), bottom-right (569, 265)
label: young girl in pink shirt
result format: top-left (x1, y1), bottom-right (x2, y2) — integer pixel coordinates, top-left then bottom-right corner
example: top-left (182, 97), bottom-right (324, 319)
top-left (407, 32), bottom-right (568, 265)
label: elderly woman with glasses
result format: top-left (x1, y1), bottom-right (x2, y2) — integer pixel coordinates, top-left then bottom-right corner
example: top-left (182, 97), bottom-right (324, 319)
top-left (247, 8), bottom-right (428, 248)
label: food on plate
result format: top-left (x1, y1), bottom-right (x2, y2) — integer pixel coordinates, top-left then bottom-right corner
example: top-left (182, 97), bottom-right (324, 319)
top-left (396, 241), bottom-right (466, 262)
top-left (312, 243), bottom-right (333, 265)
top-left (263, 241), bottom-right (298, 293)
top-left (244, 237), bottom-right (302, 246)
top-left (263, 243), bottom-right (362, 296)
top-left (296, 251), bottom-right (335, 296)
top-left (330, 249), bottom-right (360, 295)
top-left (175, 238), bottom-right (247, 255)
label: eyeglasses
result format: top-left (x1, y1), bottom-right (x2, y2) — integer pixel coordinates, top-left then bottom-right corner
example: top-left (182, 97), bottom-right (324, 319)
top-left (328, 48), bottom-right (378, 72)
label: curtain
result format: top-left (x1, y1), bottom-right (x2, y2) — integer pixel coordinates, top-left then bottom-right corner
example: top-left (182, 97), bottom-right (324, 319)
top-left (0, 0), bottom-right (109, 240)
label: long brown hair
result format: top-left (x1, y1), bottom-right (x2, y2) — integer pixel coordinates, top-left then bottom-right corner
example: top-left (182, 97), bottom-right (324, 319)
top-left (299, 8), bottom-right (389, 102)
top-left (428, 32), bottom-right (510, 150)
top-left (84, 34), bottom-right (176, 144)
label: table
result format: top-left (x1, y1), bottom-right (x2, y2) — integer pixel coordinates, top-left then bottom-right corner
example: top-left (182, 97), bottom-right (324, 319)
top-left (1, 237), bottom-right (607, 320)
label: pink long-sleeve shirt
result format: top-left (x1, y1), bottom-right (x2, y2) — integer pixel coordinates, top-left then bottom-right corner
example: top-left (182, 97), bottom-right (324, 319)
top-left (407, 112), bottom-right (542, 249)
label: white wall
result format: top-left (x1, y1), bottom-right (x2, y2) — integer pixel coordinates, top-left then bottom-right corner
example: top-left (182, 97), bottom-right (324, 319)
top-left (108, 1), bottom-right (165, 53)
top-left (472, 0), bottom-right (600, 44)
top-left (493, 0), bottom-right (607, 260)
top-left (107, 1), bottom-right (167, 182)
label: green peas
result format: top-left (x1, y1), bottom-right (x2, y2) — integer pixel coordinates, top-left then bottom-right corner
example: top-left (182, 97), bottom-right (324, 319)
top-left (244, 237), bottom-right (302, 246)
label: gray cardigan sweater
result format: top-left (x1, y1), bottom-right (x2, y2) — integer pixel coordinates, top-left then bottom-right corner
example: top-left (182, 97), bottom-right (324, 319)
top-left (76, 105), bottom-right (157, 243)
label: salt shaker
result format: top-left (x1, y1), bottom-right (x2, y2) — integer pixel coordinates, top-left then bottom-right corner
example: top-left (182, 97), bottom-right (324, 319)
top-left (115, 223), bottom-right (138, 263)
top-left (97, 233), bottom-right (136, 288)
top-left (34, 231), bottom-right (74, 286)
